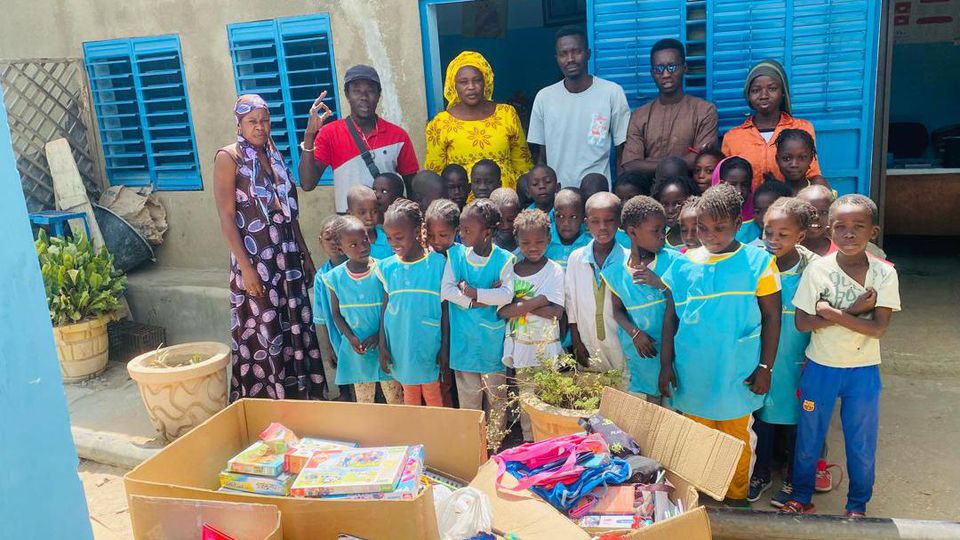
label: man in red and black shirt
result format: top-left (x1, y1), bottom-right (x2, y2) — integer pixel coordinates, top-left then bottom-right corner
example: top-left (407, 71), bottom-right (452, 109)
top-left (299, 65), bottom-right (419, 213)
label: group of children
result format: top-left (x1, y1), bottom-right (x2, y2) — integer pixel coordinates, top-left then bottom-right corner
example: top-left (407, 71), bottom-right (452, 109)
top-left (310, 128), bottom-right (900, 516)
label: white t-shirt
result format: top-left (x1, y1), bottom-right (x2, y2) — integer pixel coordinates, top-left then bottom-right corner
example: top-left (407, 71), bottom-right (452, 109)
top-left (792, 253), bottom-right (901, 368)
top-left (527, 77), bottom-right (631, 188)
top-left (502, 260), bottom-right (565, 369)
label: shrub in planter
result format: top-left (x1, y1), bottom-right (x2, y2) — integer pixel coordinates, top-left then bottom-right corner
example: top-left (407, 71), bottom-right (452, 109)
top-left (36, 230), bottom-right (126, 381)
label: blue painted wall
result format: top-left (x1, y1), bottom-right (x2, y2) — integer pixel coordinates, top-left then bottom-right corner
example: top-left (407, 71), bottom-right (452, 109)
top-left (0, 89), bottom-right (92, 537)
top-left (890, 42), bottom-right (960, 157)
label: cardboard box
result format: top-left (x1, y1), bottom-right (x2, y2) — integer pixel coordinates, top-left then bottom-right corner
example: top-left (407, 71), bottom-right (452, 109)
top-left (470, 387), bottom-right (744, 540)
top-left (129, 496), bottom-right (282, 539)
top-left (125, 399), bottom-right (486, 540)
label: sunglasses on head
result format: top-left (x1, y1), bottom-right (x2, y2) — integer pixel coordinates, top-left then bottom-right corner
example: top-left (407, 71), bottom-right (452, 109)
top-left (651, 63), bottom-right (683, 74)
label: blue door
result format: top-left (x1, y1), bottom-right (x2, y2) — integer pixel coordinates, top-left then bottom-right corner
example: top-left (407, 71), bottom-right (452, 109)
top-left (589, 0), bottom-right (882, 196)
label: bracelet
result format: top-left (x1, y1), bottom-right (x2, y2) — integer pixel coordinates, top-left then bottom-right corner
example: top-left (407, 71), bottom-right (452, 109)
top-left (299, 141), bottom-right (315, 152)
top-left (631, 328), bottom-right (642, 340)
top-left (758, 363), bottom-right (771, 370)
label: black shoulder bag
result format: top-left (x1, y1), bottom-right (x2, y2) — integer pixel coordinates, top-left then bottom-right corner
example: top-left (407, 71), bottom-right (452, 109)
top-left (345, 119), bottom-right (381, 179)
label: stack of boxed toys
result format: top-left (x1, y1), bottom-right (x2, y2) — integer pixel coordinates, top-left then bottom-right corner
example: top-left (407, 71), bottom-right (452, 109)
top-left (218, 423), bottom-right (464, 499)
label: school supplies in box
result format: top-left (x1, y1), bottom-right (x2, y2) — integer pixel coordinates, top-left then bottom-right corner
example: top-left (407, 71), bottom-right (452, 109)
top-left (332, 445), bottom-right (425, 501)
top-left (290, 446), bottom-right (410, 497)
top-left (284, 437), bottom-right (359, 474)
top-left (424, 469), bottom-right (467, 491)
top-left (588, 485), bottom-right (635, 514)
top-left (218, 470), bottom-right (295, 496)
top-left (258, 422), bottom-right (299, 454)
top-left (576, 515), bottom-right (638, 529)
top-left (227, 441), bottom-right (284, 477)
top-left (201, 523), bottom-right (236, 540)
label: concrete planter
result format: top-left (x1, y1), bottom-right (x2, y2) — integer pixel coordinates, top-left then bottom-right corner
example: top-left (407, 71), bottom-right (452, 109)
top-left (519, 391), bottom-right (597, 442)
top-left (53, 314), bottom-right (112, 383)
top-left (127, 342), bottom-right (230, 442)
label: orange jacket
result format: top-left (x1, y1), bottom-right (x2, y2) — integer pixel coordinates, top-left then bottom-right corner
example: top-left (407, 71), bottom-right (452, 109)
top-left (721, 112), bottom-right (821, 189)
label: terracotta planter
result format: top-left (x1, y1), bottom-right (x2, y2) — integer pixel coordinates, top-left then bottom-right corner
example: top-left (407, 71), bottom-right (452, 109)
top-left (53, 314), bottom-right (112, 383)
top-left (519, 391), bottom-right (597, 442)
top-left (127, 342), bottom-right (230, 442)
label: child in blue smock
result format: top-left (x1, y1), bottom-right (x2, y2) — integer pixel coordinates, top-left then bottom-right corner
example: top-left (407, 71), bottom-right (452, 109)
top-left (312, 215), bottom-right (346, 400)
top-left (660, 183), bottom-right (783, 505)
top-left (346, 185), bottom-right (393, 260)
top-left (747, 197), bottom-right (819, 504)
top-left (545, 188), bottom-right (590, 268)
top-left (490, 188), bottom-right (520, 255)
top-left (714, 157), bottom-right (761, 245)
top-left (441, 199), bottom-right (515, 421)
top-left (376, 198), bottom-right (447, 407)
top-left (326, 216), bottom-right (403, 405)
top-left (425, 198), bottom-right (461, 407)
top-left (652, 175), bottom-right (697, 251)
top-left (526, 165), bottom-right (559, 217)
top-left (602, 196), bottom-right (680, 400)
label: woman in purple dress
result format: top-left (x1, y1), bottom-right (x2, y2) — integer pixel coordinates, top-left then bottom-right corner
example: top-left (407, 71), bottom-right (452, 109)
top-left (213, 94), bottom-right (322, 401)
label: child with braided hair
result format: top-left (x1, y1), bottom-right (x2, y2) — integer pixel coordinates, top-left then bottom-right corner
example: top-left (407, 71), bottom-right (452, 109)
top-left (441, 199), bottom-right (515, 420)
top-left (660, 182), bottom-right (783, 506)
top-left (376, 198), bottom-right (448, 406)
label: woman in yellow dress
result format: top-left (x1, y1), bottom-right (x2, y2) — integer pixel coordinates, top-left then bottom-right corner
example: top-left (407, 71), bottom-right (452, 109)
top-left (425, 51), bottom-right (533, 192)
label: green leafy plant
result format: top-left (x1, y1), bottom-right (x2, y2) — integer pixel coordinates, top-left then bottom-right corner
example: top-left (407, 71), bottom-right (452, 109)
top-left (528, 354), bottom-right (622, 411)
top-left (36, 230), bottom-right (127, 326)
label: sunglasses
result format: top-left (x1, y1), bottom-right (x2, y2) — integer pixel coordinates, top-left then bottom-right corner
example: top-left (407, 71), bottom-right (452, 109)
top-left (651, 63), bottom-right (683, 74)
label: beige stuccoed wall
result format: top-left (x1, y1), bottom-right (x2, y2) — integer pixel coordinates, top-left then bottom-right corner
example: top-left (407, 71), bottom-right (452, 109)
top-left (0, 0), bottom-right (428, 270)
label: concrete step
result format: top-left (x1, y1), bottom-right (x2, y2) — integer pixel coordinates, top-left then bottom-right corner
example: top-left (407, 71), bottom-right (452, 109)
top-left (125, 265), bottom-right (230, 345)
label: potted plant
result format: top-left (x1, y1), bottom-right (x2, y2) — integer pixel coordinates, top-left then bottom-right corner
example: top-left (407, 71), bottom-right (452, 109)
top-left (127, 342), bottom-right (230, 442)
top-left (36, 230), bottom-right (126, 382)
top-left (487, 354), bottom-right (622, 449)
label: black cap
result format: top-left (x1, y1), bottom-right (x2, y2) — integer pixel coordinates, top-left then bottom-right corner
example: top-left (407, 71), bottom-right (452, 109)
top-left (343, 65), bottom-right (381, 89)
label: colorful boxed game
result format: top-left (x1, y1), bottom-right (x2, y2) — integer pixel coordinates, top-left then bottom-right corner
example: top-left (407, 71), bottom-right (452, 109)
top-left (258, 422), bottom-right (300, 454)
top-left (290, 446), bottom-right (410, 497)
top-left (226, 441), bottom-right (284, 477)
top-left (218, 470), bottom-right (295, 496)
top-left (334, 445), bottom-right (425, 501)
top-left (283, 437), bottom-right (359, 474)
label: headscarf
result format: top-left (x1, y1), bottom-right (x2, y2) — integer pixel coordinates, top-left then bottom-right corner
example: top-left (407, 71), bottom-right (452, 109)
top-left (233, 94), bottom-right (293, 221)
top-left (711, 157), bottom-right (754, 221)
top-left (744, 59), bottom-right (791, 114)
top-left (443, 51), bottom-right (494, 108)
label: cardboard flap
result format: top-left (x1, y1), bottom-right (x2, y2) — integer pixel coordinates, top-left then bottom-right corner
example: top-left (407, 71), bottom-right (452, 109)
top-left (598, 388), bottom-right (744, 501)
top-left (129, 495), bottom-right (282, 539)
top-left (469, 461), bottom-right (591, 540)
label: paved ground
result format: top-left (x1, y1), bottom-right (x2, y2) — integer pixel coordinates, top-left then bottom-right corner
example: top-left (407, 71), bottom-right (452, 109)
top-left (77, 236), bottom-right (960, 532)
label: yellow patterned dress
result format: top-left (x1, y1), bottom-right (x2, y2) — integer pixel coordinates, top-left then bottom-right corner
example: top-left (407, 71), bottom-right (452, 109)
top-left (424, 103), bottom-right (533, 191)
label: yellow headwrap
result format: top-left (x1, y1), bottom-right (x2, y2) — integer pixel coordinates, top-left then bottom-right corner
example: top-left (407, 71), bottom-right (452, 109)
top-left (443, 51), bottom-right (494, 108)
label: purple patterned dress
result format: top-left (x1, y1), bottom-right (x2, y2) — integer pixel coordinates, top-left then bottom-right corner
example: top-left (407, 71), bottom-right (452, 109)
top-left (222, 143), bottom-right (323, 401)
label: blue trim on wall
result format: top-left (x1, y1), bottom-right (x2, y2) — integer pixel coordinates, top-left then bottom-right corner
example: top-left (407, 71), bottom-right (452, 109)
top-left (419, 0), bottom-right (472, 119)
top-left (0, 86), bottom-right (93, 539)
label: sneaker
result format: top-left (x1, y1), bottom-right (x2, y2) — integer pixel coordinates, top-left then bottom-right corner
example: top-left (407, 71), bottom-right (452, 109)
top-left (747, 474), bottom-right (772, 502)
top-left (769, 482), bottom-right (793, 508)
top-left (779, 500), bottom-right (816, 514)
top-left (816, 461), bottom-right (843, 492)
top-left (844, 510), bottom-right (866, 519)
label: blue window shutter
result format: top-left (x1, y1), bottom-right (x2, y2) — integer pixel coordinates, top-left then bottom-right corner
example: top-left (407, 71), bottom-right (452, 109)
top-left (589, 0), bottom-right (683, 109)
top-left (227, 14), bottom-right (342, 185)
top-left (710, 0), bottom-right (879, 195)
top-left (84, 35), bottom-right (201, 191)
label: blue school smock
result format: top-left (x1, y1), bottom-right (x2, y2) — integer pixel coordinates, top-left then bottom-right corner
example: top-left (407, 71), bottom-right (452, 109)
top-left (370, 225), bottom-right (394, 260)
top-left (313, 259), bottom-right (344, 352)
top-left (375, 252), bottom-right (446, 385)
top-left (615, 229), bottom-right (631, 249)
top-left (663, 244), bottom-right (779, 420)
top-left (601, 248), bottom-right (681, 396)
top-left (736, 219), bottom-right (762, 245)
top-left (545, 222), bottom-right (591, 268)
top-left (758, 249), bottom-right (816, 425)
top-left (447, 244), bottom-right (515, 373)
top-left (324, 263), bottom-right (392, 385)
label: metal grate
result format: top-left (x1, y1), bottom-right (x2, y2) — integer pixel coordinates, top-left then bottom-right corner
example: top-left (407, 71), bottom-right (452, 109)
top-left (0, 58), bottom-right (105, 211)
top-left (108, 320), bottom-right (166, 363)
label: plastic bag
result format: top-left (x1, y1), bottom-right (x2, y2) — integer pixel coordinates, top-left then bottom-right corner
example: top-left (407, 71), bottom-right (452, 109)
top-left (436, 487), bottom-right (493, 540)
top-left (579, 414), bottom-right (641, 457)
